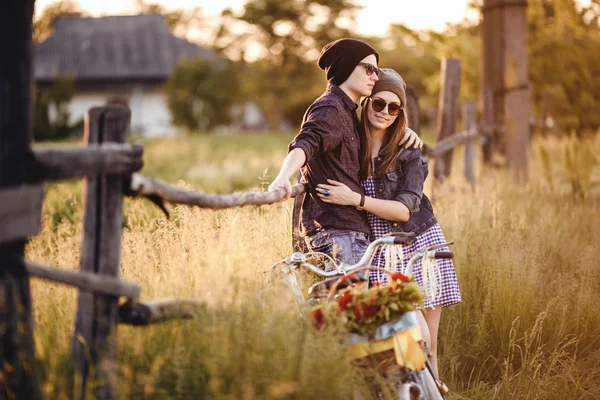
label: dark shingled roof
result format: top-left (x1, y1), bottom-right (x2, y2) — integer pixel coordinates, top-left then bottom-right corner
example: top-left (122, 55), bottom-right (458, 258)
top-left (34, 14), bottom-right (213, 82)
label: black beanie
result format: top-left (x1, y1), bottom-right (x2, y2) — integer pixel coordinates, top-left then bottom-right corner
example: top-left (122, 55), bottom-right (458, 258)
top-left (318, 38), bottom-right (379, 86)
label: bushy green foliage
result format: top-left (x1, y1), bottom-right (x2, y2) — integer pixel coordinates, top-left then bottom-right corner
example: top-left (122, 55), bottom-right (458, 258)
top-left (528, 0), bottom-right (600, 133)
top-left (33, 76), bottom-right (83, 141)
top-left (215, 0), bottom-right (362, 128)
top-left (166, 58), bottom-right (241, 132)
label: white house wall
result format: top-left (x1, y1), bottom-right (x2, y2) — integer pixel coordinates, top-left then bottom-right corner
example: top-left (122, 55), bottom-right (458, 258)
top-left (50, 84), bottom-right (178, 138)
top-left (139, 88), bottom-right (178, 137)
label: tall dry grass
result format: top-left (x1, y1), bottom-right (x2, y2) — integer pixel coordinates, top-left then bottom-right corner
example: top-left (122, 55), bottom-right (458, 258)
top-left (27, 132), bottom-right (600, 399)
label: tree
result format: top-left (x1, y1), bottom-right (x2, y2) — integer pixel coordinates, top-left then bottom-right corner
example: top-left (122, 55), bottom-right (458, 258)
top-left (215, 0), bottom-right (363, 128)
top-left (33, 0), bottom-right (85, 43)
top-left (33, 76), bottom-right (83, 141)
top-left (376, 21), bottom-right (480, 114)
top-left (133, 0), bottom-right (206, 38)
top-left (528, 0), bottom-right (600, 133)
top-left (166, 58), bottom-right (240, 132)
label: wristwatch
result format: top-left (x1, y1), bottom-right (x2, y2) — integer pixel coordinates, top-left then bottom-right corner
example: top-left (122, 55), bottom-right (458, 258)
top-left (356, 194), bottom-right (366, 211)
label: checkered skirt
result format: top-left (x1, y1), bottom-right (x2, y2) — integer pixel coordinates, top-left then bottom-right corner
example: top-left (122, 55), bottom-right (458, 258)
top-left (363, 176), bottom-right (462, 309)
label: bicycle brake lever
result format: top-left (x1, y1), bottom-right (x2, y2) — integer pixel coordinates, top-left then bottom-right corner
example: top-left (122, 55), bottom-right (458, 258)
top-left (264, 259), bottom-right (290, 273)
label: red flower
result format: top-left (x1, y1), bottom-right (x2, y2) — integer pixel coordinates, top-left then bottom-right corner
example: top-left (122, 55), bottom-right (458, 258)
top-left (390, 272), bottom-right (411, 283)
top-left (353, 303), bottom-right (378, 320)
top-left (369, 296), bottom-right (377, 305)
top-left (338, 292), bottom-right (354, 310)
top-left (373, 281), bottom-right (382, 287)
top-left (311, 309), bottom-right (325, 330)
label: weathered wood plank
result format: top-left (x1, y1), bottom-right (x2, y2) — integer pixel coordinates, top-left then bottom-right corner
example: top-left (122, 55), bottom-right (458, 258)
top-left (503, 0), bottom-right (529, 179)
top-left (129, 174), bottom-right (306, 210)
top-left (73, 105), bottom-right (130, 400)
top-left (406, 85), bottom-right (421, 135)
top-left (0, 184), bottom-right (44, 244)
top-left (26, 262), bottom-right (140, 299)
top-left (31, 143), bottom-right (143, 182)
top-left (433, 58), bottom-right (461, 180)
top-left (0, 0), bottom-right (40, 398)
top-left (118, 298), bottom-right (205, 326)
top-left (463, 102), bottom-right (477, 186)
top-left (482, 88), bottom-right (495, 163)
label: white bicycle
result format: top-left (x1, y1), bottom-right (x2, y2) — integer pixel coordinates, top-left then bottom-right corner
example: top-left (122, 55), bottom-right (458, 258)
top-left (267, 232), bottom-right (453, 399)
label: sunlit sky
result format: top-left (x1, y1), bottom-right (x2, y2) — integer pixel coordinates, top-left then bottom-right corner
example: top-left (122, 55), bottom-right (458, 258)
top-left (36, 0), bottom-right (483, 36)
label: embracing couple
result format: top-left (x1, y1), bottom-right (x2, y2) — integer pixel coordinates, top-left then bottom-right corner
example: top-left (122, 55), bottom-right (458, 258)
top-left (268, 38), bottom-right (461, 377)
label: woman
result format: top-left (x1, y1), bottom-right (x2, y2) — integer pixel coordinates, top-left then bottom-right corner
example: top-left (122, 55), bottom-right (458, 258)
top-left (315, 68), bottom-right (461, 378)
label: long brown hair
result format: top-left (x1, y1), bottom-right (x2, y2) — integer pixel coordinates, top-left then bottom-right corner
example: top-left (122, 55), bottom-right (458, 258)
top-left (358, 97), bottom-right (408, 181)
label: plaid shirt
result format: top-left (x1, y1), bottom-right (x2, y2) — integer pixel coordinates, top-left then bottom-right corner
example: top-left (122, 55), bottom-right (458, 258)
top-left (289, 84), bottom-right (370, 238)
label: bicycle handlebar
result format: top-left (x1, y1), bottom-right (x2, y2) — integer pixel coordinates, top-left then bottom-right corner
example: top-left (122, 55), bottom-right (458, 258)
top-left (269, 234), bottom-right (453, 276)
top-left (433, 251), bottom-right (454, 259)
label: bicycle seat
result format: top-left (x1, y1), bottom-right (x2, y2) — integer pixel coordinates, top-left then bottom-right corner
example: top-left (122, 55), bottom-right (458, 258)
top-left (307, 270), bottom-right (369, 299)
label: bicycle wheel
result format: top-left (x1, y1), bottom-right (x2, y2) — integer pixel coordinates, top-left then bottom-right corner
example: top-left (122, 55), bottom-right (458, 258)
top-left (397, 381), bottom-right (423, 400)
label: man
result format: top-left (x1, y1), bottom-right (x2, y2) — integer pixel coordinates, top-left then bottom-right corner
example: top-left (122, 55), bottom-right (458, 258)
top-left (269, 38), bottom-right (421, 265)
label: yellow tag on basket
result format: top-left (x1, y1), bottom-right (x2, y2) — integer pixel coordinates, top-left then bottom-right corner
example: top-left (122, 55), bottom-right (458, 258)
top-left (346, 326), bottom-right (426, 370)
top-left (392, 326), bottom-right (427, 370)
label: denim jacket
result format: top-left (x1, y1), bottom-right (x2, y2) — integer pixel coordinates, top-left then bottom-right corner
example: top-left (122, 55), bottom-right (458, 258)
top-left (371, 147), bottom-right (437, 237)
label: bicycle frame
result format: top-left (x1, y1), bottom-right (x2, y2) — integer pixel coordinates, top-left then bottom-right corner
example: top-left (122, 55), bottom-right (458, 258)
top-left (267, 234), bottom-right (454, 306)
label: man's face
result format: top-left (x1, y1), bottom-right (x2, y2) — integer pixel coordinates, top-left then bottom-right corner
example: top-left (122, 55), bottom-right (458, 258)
top-left (344, 54), bottom-right (379, 97)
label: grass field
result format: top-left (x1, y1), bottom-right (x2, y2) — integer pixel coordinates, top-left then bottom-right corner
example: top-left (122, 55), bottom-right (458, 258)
top-left (27, 130), bottom-right (600, 399)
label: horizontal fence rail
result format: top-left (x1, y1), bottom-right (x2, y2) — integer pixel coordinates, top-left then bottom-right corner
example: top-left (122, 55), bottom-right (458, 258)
top-left (26, 261), bottom-right (140, 299)
top-left (118, 298), bottom-right (205, 326)
top-left (128, 174), bottom-right (306, 210)
top-left (32, 143), bottom-right (144, 182)
top-left (422, 127), bottom-right (479, 160)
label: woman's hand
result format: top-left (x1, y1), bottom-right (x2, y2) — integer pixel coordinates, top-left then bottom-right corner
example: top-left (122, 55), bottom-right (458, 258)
top-left (316, 179), bottom-right (361, 206)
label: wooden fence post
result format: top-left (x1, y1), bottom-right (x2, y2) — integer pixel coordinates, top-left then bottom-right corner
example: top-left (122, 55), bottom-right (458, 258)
top-left (434, 58), bottom-right (461, 180)
top-left (463, 102), bottom-right (477, 187)
top-left (73, 105), bottom-right (131, 399)
top-left (406, 85), bottom-right (421, 135)
top-left (482, 88), bottom-right (495, 164)
top-left (503, 0), bottom-right (529, 179)
top-left (0, 1), bottom-right (40, 398)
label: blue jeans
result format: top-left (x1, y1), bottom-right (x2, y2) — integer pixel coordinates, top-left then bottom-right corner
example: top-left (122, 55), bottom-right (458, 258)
top-left (304, 229), bottom-right (370, 266)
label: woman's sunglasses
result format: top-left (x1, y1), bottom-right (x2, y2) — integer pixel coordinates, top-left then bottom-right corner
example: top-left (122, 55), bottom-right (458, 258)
top-left (370, 98), bottom-right (403, 116)
top-left (358, 62), bottom-right (380, 77)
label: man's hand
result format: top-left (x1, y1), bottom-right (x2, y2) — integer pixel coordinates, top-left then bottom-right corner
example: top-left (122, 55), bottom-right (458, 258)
top-left (269, 176), bottom-right (293, 201)
top-left (399, 128), bottom-right (423, 149)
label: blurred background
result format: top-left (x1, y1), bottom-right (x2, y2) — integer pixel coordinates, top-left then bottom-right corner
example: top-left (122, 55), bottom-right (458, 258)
top-left (32, 0), bottom-right (600, 141)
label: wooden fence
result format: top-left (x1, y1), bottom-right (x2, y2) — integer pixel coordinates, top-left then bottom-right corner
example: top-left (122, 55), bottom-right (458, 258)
top-left (1, 104), bottom-right (304, 399)
top-left (421, 57), bottom-right (483, 189)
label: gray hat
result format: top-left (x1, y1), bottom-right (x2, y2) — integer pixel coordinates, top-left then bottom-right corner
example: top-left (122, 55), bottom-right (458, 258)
top-left (371, 68), bottom-right (407, 108)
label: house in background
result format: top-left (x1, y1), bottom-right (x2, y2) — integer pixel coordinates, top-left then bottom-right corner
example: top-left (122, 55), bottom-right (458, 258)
top-left (34, 14), bottom-right (214, 137)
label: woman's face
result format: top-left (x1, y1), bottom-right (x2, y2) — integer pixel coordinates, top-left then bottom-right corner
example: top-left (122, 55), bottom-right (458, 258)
top-left (367, 90), bottom-right (401, 132)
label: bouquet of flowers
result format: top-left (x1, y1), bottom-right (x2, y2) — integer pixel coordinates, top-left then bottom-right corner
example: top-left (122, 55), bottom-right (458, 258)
top-left (310, 272), bottom-right (424, 336)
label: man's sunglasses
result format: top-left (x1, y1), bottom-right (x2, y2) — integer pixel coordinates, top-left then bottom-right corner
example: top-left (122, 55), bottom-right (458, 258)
top-left (358, 62), bottom-right (380, 77)
top-left (370, 98), bottom-right (403, 116)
